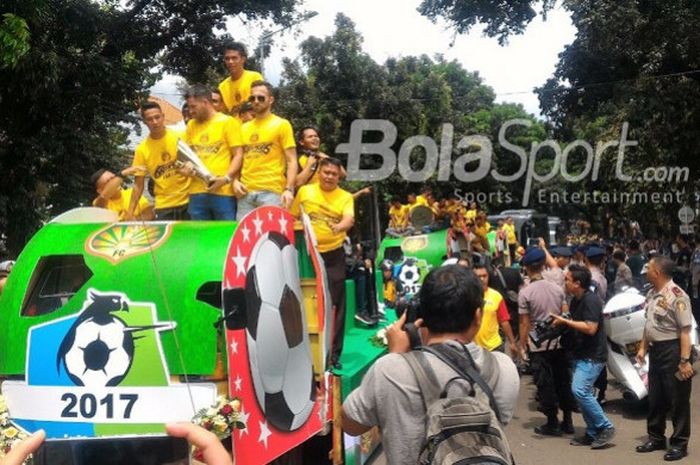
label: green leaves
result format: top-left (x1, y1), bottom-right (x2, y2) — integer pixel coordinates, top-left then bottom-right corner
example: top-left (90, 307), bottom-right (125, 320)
top-left (0, 13), bottom-right (30, 70)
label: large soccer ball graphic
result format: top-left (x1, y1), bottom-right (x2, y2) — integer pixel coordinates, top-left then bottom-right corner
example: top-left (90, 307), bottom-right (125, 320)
top-left (398, 259), bottom-right (422, 295)
top-left (245, 231), bottom-right (316, 431)
top-left (63, 317), bottom-right (134, 387)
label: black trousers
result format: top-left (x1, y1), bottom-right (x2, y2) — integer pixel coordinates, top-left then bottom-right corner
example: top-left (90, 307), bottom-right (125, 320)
top-left (648, 339), bottom-right (692, 448)
top-left (321, 247), bottom-right (346, 363)
top-left (530, 349), bottom-right (576, 419)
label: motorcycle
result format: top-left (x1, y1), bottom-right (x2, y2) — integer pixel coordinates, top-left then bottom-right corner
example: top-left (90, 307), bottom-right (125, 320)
top-left (604, 286), bottom-right (699, 402)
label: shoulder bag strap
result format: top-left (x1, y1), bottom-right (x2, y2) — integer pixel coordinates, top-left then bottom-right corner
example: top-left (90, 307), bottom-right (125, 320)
top-left (423, 344), bottom-right (504, 424)
top-left (401, 351), bottom-right (443, 409)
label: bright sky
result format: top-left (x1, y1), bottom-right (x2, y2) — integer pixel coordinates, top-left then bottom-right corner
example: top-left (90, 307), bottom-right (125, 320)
top-left (151, 0), bottom-right (576, 117)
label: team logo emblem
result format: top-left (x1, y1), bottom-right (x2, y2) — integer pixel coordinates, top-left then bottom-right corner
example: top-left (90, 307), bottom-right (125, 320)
top-left (401, 236), bottom-right (428, 253)
top-left (86, 224), bottom-right (171, 264)
top-left (250, 134), bottom-right (259, 143)
top-left (161, 150), bottom-right (170, 162)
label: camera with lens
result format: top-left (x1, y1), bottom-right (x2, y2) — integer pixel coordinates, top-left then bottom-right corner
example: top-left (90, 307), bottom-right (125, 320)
top-left (395, 294), bottom-right (422, 349)
top-left (529, 313), bottom-right (570, 348)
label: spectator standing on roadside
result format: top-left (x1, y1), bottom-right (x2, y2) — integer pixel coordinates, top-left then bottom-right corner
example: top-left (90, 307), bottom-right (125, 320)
top-left (553, 264), bottom-right (615, 449)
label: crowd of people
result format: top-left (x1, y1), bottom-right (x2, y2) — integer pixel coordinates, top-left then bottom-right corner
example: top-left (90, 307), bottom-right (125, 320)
top-left (1, 38), bottom-right (697, 465)
top-left (344, 229), bottom-right (697, 463)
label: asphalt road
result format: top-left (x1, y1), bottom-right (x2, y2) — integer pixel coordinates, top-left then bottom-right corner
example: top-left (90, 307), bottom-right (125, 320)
top-left (369, 373), bottom-right (700, 465)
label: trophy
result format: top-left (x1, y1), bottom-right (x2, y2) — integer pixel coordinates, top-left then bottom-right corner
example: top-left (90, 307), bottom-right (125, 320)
top-left (176, 140), bottom-right (215, 185)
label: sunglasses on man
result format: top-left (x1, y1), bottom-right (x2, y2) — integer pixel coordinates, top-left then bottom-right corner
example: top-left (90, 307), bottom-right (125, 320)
top-left (249, 95), bottom-right (266, 102)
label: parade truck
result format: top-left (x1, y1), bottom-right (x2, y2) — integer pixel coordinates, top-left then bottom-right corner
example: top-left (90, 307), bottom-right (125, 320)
top-left (0, 206), bottom-right (391, 465)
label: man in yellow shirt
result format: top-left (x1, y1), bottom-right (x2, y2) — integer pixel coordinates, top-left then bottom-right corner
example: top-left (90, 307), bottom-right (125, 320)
top-left (126, 101), bottom-right (191, 220)
top-left (504, 216), bottom-right (519, 258)
top-left (473, 264), bottom-right (518, 356)
top-left (91, 169), bottom-right (154, 221)
top-left (218, 42), bottom-right (263, 117)
top-left (230, 81), bottom-right (297, 220)
top-left (291, 157), bottom-right (354, 371)
top-left (386, 196), bottom-right (412, 237)
top-left (184, 84), bottom-right (241, 220)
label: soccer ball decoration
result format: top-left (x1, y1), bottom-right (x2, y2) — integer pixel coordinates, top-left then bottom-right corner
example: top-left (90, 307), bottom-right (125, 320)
top-left (398, 259), bottom-right (422, 295)
top-left (62, 318), bottom-right (134, 387)
top-left (57, 292), bottom-right (134, 387)
top-left (244, 231), bottom-right (316, 431)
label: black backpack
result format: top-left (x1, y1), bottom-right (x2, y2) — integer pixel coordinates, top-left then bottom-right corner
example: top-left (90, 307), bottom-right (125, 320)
top-left (402, 344), bottom-right (514, 465)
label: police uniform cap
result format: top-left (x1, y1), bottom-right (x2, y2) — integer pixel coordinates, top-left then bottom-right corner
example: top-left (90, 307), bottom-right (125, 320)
top-left (585, 246), bottom-right (605, 258)
top-left (522, 247), bottom-right (545, 265)
top-left (551, 246), bottom-right (573, 258)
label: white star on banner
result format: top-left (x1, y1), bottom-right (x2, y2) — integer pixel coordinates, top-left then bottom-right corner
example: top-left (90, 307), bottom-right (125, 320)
top-left (278, 214), bottom-right (289, 234)
top-left (267, 210), bottom-right (273, 222)
top-left (258, 420), bottom-right (271, 448)
top-left (229, 339), bottom-right (239, 355)
top-left (232, 247), bottom-right (247, 277)
top-left (238, 408), bottom-right (250, 437)
top-left (233, 374), bottom-right (242, 391)
top-left (253, 214), bottom-right (264, 236)
top-left (241, 224), bottom-right (251, 243)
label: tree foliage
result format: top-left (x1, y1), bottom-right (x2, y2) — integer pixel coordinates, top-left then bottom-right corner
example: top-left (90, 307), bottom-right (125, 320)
top-left (0, 0), bottom-right (300, 255)
top-left (276, 14), bottom-right (546, 233)
top-left (417, 0), bottom-right (556, 44)
top-left (536, 0), bottom-right (700, 232)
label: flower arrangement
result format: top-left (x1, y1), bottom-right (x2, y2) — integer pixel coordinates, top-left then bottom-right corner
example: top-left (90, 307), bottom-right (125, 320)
top-left (192, 396), bottom-right (246, 440)
top-left (0, 395), bottom-right (31, 464)
top-left (369, 327), bottom-right (388, 348)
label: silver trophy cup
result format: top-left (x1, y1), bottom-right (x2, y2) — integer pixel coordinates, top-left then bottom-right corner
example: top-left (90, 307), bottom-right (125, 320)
top-left (176, 139), bottom-right (215, 185)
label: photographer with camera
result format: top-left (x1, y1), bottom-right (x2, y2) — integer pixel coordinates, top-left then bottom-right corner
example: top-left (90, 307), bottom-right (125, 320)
top-left (551, 264), bottom-right (615, 449)
top-left (518, 247), bottom-right (576, 436)
top-left (341, 265), bottom-right (519, 465)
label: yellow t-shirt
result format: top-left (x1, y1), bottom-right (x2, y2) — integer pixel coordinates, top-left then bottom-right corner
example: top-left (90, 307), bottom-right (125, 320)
top-left (132, 128), bottom-right (191, 209)
top-left (299, 154), bottom-right (320, 184)
top-left (388, 204), bottom-right (409, 229)
top-left (474, 221), bottom-right (491, 238)
top-left (474, 287), bottom-right (508, 351)
top-left (415, 195), bottom-right (429, 207)
top-left (185, 113), bottom-right (241, 196)
top-left (291, 183), bottom-right (354, 253)
top-left (93, 188), bottom-right (150, 221)
top-left (218, 70), bottom-right (264, 116)
top-left (240, 114), bottom-right (295, 194)
top-left (504, 223), bottom-right (517, 244)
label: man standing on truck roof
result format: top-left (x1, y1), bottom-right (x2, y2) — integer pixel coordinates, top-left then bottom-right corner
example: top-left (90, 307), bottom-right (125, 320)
top-left (218, 41), bottom-right (263, 117)
top-left (126, 101), bottom-right (192, 221)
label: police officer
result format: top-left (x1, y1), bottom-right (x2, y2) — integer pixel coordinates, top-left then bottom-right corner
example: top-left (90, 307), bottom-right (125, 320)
top-left (518, 247), bottom-right (576, 435)
top-left (636, 256), bottom-right (694, 461)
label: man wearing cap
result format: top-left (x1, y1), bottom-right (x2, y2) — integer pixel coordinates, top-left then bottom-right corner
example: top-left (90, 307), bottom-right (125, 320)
top-left (540, 239), bottom-right (567, 289)
top-left (635, 256), bottom-right (694, 461)
top-left (585, 246), bottom-right (608, 304)
top-left (518, 247), bottom-right (575, 436)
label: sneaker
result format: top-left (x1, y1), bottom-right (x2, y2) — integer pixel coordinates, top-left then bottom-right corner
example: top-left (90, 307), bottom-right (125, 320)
top-left (354, 313), bottom-right (375, 325)
top-left (377, 306), bottom-right (386, 317)
top-left (591, 427), bottom-right (615, 449)
top-left (570, 435), bottom-right (594, 446)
